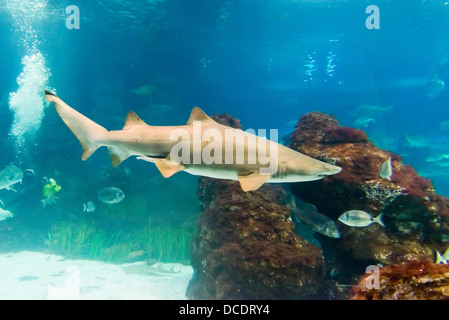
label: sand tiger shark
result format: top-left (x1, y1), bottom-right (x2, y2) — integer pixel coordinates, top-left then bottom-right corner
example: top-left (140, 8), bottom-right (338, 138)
top-left (44, 91), bottom-right (341, 191)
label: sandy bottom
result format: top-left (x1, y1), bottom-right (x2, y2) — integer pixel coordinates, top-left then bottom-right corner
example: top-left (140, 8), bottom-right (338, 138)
top-left (0, 251), bottom-right (193, 300)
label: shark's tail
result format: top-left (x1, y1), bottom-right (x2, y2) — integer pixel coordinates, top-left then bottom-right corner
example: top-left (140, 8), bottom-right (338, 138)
top-left (44, 90), bottom-right (108, 161)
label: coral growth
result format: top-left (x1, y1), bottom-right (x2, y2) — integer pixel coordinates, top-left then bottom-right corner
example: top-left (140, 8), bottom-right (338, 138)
top-left (323, 127), bottom-right (368, 144)
top-left (289, 111), bottom-right (449, 271)
top-left (186, 110), bottom-right (449, 299)
top-left (350, 261), bottom-right (449, 300)
top-left (391, 164), bottom-right (434, 198)
top-left (188, 179), bottom-right (325, 299)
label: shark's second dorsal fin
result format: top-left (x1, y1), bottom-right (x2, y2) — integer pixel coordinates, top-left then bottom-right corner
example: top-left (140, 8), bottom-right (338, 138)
top-left (123, 111), bottom-right (147, 130)
top-left (186, 107), bottom-right (215, 125)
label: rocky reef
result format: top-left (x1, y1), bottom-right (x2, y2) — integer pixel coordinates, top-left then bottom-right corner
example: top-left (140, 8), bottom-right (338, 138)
top-left (350, 261), bottom-right (449, 300)
top-left (187, 111), bottom-right (449, 300)
top-left (187, 114), bottom-right (325, 299)
top-left (289, 112), bottom-right (449, 278)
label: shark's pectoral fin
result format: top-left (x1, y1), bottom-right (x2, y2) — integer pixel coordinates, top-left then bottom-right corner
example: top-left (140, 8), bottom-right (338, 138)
top-left (153, 158), bottom-right (185, 178)
top-left (108, 147), bottom-right (130, 167)
top-left (238, 172), bottom-right (271, 192)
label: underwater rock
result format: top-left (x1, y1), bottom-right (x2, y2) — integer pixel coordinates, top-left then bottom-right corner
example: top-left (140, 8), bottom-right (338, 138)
top-left (187, 114), bottom-right (325, 299)
top-left (189, 180), bottom-right (325, 299)
top-left (289, 112), bottom-right (449, 268)
top-left (350, 261), bottom-right (449, 300)
top-left (323, 127), bottom-right (368, 144)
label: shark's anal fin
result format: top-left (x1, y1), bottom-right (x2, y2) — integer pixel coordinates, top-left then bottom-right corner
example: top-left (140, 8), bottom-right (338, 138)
top-left (238, 172), bottom-right (271, 192)
top-left (153, 158), bottom-right (185, 178)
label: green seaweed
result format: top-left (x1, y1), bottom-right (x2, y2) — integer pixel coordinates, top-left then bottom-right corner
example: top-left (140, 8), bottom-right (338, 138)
top-left (45, 219), bottom-right (193, 264)
top-left (45, 222), bottom-right (105, 257)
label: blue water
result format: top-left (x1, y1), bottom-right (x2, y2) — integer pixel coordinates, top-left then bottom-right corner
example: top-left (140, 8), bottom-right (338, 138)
top-left (1, 0), bottom-right (449, 301)
top-left (0, 1), bottom-right (449, 240)
top-left (2, 0), bottom-right (448, 193)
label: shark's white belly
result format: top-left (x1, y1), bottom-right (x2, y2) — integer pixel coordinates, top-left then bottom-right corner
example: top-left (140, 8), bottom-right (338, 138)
top-left (183, 166), bottom-right (322, 183)
top-left (267, 175), bottom-right (322, 183)
top-left (184, 166), bottom-right (239, 181)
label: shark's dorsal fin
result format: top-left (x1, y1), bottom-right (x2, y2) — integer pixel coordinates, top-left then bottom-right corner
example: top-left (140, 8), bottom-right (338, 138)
top-left (153, 158), bottom-right (185, 178)
top-left (186, 107), bottom-right (215, 125)
top-left (123, 111), bottom-right (146, 129)
top-left (238, 172), bottom-right (271, 192)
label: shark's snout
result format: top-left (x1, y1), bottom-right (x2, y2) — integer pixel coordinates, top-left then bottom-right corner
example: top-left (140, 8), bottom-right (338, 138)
top-left (318, 163), bottom-right (342, 176)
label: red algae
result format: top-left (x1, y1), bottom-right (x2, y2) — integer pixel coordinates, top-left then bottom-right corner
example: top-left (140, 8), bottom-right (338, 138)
top-left (289, 111), bottom-right (449, 268)
top-left (187, 111), bottom-right (449, 299)
top-left (350, 261), bottom-right (449, 300)
top-left (391, 164), bottom-right (434, 197)
top-left (323, 127), bottom-right (368, 144)
top-left (187, 113), bottom-right (326, 300)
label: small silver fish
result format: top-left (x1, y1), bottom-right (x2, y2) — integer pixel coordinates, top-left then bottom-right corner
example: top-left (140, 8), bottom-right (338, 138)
top-left (42, 192), bottom-right (56, 208)
top-left (292, 206), bottom-right (341, 238)
top-left (379, 157), bottom-right (393, 180)
top-left (0, 164), bottom-right (23, 191)
top-left (338, 210), bottom-right (385, 227)
top-left (83, 201), bottom-right (96, 213)
top-left (0, 207), bottom-right (13, 221)
top-left (98, 187), bottom-right (125, 204)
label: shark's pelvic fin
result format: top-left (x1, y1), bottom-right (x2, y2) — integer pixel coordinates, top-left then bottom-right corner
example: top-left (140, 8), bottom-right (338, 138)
top-left (108, 147), bottom-right (130, 167)
top-left (44, 91), bottom-right (108, 161)
top-left (153, 158), bottom-right (185, 178)
top-left (238, 172), bottom-right (271, 192)
top-left (186, 107), bottom-right (215, 125)
top-left (123, 111), bottom-right (147, 130)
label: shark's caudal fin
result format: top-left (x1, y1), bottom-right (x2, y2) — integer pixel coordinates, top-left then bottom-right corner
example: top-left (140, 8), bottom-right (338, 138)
top-left (44, 91), bottom-right (108, 161)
